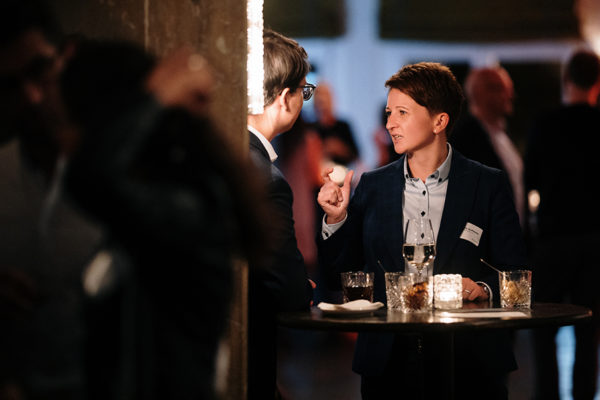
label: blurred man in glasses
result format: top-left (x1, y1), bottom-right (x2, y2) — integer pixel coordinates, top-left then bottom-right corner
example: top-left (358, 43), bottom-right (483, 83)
top-left (246, 29), bottom-right (315, 399)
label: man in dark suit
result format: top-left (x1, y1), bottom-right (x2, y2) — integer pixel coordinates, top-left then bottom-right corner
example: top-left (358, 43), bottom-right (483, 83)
top-left (318, 62), bottom-right (527, 399)
top-left (526, 48), bottom-right (600, 400)
top-left (246, 29), bottom-right (315, 399)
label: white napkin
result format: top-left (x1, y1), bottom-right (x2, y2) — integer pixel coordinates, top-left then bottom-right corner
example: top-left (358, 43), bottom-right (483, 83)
top-left (318, 299), bottom-right (384, 311)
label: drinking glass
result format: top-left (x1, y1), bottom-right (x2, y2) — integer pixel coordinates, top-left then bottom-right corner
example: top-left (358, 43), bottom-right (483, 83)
top-left (386, 272), bottom-right (430, 313)
top-left (402, 218), bottom-right (436, 310)
top-left (499, 270), bottom-right (532, 308)
top-left (340, 271), bottom-right (374, 303)
top-left (384, 272), bottom-right (405, 310)
top-left (403, 218), bottom-right (436, 281)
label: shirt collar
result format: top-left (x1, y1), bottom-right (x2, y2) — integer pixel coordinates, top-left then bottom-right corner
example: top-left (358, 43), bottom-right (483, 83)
top-left (248, 125), bottom-right (278, 162)
top-left (403, 144), bottom-right (453, 184)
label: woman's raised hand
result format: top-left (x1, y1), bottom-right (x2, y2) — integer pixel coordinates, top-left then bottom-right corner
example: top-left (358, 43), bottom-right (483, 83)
top-left (317, 167), bottom-right (354, 224)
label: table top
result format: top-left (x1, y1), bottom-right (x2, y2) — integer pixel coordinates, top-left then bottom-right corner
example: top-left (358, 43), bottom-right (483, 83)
top-left (277, 302), bottom-right (592, 333)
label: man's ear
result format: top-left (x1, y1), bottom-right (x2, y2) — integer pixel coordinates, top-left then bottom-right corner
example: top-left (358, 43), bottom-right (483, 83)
top-left (278, 87), bottom-right (292, 111)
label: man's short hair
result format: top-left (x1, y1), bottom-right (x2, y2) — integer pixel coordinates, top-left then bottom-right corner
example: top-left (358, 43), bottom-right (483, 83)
top-left (385, 62), bottom-right (464, 135)
top-left (263, 29), bottom-right (310, 107)
top-left (564, 49), bottom-right (600, 90)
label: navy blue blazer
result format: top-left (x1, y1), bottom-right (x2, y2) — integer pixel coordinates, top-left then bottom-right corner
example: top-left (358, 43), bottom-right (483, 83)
top-left (318, 149), bottom-right (527, 376)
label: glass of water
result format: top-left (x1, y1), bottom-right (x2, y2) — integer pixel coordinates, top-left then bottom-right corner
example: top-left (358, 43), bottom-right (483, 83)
top-left (403, 218), bottom-right (436, 281)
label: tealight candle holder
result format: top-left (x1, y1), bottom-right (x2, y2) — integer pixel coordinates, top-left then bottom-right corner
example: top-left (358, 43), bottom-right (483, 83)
top-left (434, 274), bottom-right (463, 309)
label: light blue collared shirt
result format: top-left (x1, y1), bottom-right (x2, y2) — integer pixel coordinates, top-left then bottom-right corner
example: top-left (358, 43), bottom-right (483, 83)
top-left (402, 145), bottom-right (452, 242)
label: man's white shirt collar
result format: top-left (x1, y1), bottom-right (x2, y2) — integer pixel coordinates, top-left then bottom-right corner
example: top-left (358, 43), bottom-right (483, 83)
top-left (248, 125), bottom-right (278, 162)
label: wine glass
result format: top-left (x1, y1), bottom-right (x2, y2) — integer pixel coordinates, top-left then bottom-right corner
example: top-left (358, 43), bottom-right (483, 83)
top-left (402, 218), bottom-right (436, 281)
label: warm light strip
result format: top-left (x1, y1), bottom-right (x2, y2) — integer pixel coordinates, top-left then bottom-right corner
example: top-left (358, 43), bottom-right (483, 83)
top-left (247, 0), bottom-right (264, 114)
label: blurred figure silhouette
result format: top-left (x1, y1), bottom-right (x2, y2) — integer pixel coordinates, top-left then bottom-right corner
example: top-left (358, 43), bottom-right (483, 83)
top-left (312, 82), bottom-right (365, 187)
top-left (525, 48), bottom-right (600, 400)
top-left (59, 39), bottom-right (268, 400)
top-left (312, 82), bottom-right (359, 166)
top-left (451, 66), bottom-right (525, 226)
top-left (0, 1), bottom-right (103, 399)
top-left (0, 0), bottom-right (62, 176)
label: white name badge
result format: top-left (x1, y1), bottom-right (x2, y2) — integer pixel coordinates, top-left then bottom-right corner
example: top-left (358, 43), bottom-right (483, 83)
top-left (460, 222), bottom-right (483, 247)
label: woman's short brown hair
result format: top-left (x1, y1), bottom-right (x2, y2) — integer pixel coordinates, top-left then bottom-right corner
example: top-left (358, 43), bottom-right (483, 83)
top-left (385, 62), bottom-right (464, 135)
top-left (263, 29), bottom-right (310, 107)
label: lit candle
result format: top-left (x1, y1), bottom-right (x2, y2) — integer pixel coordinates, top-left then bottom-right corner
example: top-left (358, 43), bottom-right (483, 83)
top-left (434, 274), bottom-right (463, 309)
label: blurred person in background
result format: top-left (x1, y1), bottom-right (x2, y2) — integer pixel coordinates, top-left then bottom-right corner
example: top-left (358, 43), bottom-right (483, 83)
top-left (0, 0), bottom-right (63, 177)
top-left (312, 82), bottom-right (365, 188)
top-left (273, 116), bottom-right (323, 278)
top-left (0, 1), bottom-right (103, 398)
top-left (246, 29), bottom-right (314, 399)
top-left (451, 66), bottom-right (525, 226)
top-left (525, 48), bottom-right (600, 400)
top-left (58, 38), bottom-right (269, 400)
top-left (312, 82), bottom-right (359, 166)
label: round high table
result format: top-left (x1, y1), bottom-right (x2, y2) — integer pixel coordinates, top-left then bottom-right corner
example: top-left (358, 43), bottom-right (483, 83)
top-left (277, 303), bottom-right (592, 400)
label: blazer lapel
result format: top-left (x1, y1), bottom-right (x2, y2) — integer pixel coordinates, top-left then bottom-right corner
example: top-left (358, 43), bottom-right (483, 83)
top-left (384, 157), bottom-right (406, 271)
top-left (434, 151), bottom-right (479, 273)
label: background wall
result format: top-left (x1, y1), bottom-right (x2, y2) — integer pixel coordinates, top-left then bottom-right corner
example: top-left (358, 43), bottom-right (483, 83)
top-left (267, 0), bottom-right (587, 168)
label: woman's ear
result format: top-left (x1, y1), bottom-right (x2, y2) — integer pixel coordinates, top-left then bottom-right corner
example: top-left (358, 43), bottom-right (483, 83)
top-left (433, 112), bottom-right (449, 134)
